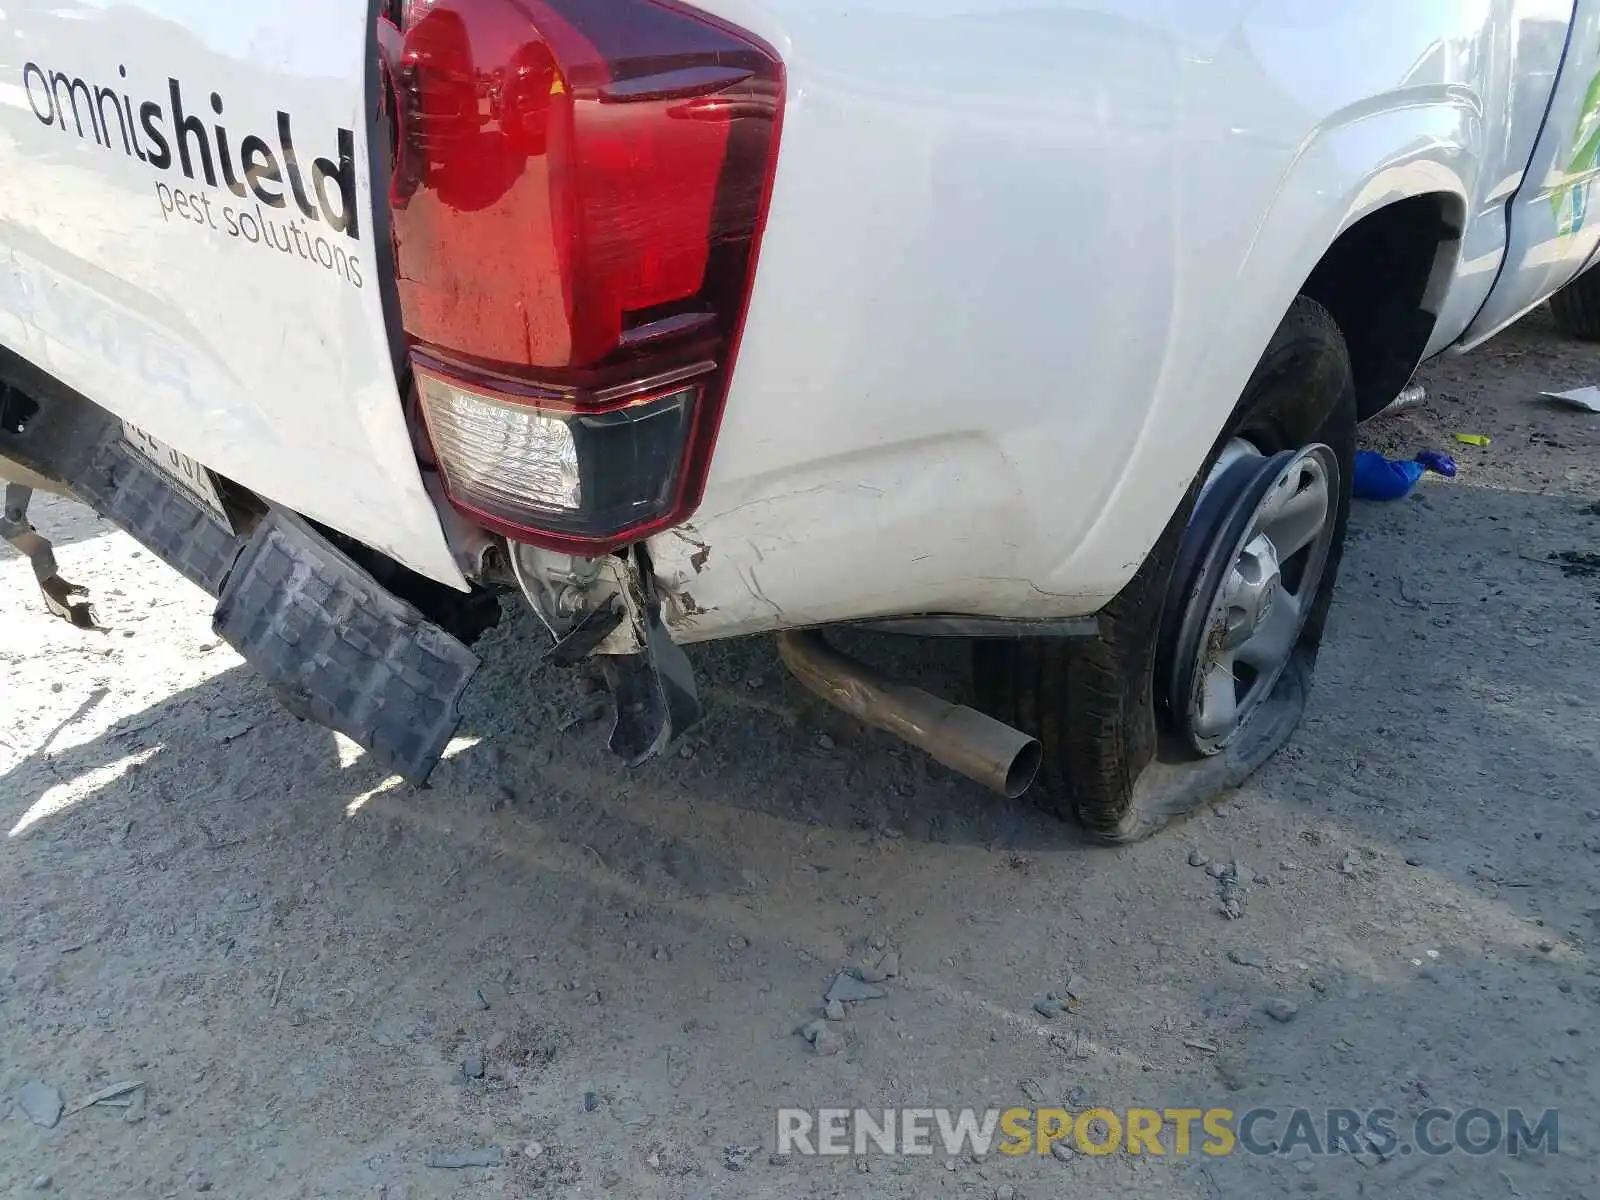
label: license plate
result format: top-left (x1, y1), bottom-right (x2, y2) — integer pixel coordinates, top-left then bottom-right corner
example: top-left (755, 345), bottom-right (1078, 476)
top-left (121, 420), bottom-right (232, 529)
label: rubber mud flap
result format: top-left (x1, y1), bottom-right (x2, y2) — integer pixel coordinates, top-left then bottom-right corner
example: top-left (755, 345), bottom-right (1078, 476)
top-left (213, 509), bottom-right (479, 784)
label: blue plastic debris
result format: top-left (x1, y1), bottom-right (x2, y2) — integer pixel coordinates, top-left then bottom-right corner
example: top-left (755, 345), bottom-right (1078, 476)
top-left (1352, 450), bottom-right (1457, 501)
top-left (1413, 449), bottom-right (1457, 478)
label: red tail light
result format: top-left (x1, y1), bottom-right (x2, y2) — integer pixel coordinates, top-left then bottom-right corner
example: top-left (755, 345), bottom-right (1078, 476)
top-left (381, 0), bottom-right (783, 552)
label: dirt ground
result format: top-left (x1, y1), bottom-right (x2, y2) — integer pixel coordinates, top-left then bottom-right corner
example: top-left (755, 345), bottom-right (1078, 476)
top-left (3, 306), bottom-right (1599, 1200)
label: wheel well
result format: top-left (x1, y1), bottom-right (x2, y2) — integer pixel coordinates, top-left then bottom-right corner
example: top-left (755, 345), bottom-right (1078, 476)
top-left (1299, 194), bottom-right (1463, 420)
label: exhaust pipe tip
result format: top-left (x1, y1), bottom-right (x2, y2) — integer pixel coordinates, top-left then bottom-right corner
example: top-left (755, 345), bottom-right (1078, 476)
top-left (1002, 736), bottom-right (1043, 799)
top-left (936, 702), bottom-right (1042, 798)
top-left (776, 630), bottom-right (1042, 799)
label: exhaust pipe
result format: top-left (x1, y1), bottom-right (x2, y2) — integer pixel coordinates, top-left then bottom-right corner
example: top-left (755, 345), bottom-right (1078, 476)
top-left (776, 631), bottom-right (1042, 799)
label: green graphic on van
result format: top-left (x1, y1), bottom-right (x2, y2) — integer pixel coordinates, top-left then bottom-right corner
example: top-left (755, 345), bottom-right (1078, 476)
top-left (1553, 68), bottom-right (1600, 238)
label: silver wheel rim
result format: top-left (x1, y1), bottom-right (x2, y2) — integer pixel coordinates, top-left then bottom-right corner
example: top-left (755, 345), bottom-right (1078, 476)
top-left (1185, 441), bottom-right (1339, 755)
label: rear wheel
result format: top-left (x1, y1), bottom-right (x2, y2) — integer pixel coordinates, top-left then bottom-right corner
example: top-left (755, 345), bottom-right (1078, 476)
top-left (1549, 268), bottom-right (1600, 340)
top-left (974, 297), bottom-right (1355, 842)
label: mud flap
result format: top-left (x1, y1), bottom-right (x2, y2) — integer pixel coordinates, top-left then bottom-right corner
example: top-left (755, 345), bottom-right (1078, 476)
top-left (603, 581), bottom-right (702, 766)
top-left (212, 509), bottom-right (479, 785)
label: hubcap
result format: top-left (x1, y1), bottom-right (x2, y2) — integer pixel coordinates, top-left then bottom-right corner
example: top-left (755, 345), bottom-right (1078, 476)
top-left (1182, 441), bottom-right (1339, 755)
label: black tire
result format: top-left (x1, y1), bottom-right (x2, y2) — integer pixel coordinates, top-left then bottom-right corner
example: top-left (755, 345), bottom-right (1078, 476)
top-left (974, 297), bottom-right (1356, 842)
top-left (1549, 268), bottom-right (1600, 340)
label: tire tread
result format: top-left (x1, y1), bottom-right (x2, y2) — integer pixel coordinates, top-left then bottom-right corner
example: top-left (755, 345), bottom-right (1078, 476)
top-left (1550, 272), bottom-right (1600, 341)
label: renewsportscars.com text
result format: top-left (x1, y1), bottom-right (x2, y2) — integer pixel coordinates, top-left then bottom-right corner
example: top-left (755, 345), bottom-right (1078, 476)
top-left (775, 1106), bottom-right (1560, 1160)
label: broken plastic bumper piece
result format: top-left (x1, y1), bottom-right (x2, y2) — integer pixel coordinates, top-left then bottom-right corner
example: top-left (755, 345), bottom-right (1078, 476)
top-left (7, 401), bottom-right (479, 785)
top-left (213, 509), bottom-right (480, 785)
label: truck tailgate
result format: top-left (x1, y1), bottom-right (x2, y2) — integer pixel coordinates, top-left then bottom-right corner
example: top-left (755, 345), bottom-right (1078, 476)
top-left (0, 1), bottom-right (463, 588)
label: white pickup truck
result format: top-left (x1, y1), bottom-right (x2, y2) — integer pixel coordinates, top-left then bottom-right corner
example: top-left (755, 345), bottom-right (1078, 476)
top-left (5, 0), bottom-right (1600, 840)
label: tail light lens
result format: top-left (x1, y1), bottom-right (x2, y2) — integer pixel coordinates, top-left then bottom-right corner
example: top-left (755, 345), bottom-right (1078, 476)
top-left (382, 0), bottom-right (784, 552)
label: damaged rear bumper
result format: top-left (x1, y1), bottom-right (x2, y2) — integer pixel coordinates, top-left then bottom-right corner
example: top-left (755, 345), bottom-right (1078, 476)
top-left (5, 370), bottom-right (1037, 797)
top-left (1, 379), bottom-right (478, 784)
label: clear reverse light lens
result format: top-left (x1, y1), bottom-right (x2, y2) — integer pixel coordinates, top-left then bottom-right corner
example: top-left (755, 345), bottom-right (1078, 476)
top-left (418, 372), bottom-right (581, 516)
